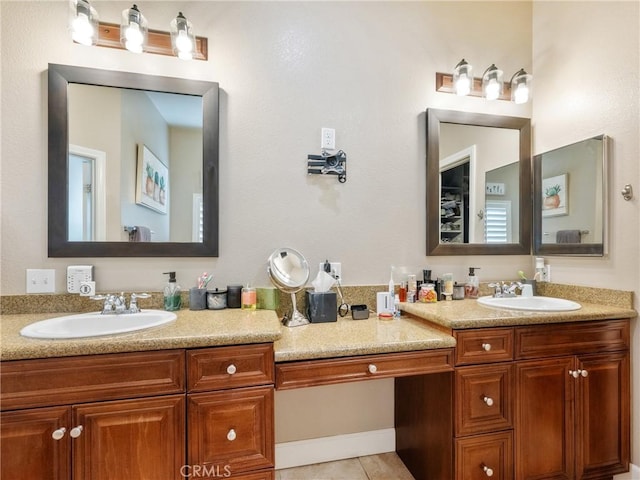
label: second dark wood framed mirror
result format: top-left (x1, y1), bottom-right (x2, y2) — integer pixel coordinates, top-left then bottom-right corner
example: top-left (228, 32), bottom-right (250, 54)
top-left (426, 108), bottom-right (532, 255)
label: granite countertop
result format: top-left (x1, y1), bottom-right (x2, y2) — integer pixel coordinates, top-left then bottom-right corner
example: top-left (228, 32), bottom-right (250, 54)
top-left (0, 309), bottom-right (283, 361)
top-left (400, 298), bottom-right (637, 330)
top-left (274, 315), bottom-right (456, 362)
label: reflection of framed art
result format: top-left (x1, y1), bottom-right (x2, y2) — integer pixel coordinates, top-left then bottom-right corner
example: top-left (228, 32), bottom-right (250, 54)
top-left (542, 173), bottom-right (568, 217)
top-left (136, 145), bottom-right (168, 214)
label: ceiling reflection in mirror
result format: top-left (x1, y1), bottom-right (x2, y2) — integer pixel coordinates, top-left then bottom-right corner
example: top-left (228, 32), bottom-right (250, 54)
top-left (426, 108), bottom-right (531, 256)
top-left (67, 85), bottom-right (203, 243)
top-left (533, 135), bottom-right (608, 256)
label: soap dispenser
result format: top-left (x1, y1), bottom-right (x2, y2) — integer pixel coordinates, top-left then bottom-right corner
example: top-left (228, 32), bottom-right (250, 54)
top-left (464, 267), bottom-right (480, 299)
top-left (163, 271), bottom-right (182, 311)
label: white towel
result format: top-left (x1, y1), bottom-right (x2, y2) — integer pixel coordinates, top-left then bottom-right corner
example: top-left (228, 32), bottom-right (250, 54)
top-left (131, 226), bottom-right (151, 242)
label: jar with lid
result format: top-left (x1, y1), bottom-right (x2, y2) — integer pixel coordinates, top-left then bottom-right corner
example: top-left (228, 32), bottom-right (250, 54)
top-left (419, 283), bottom-right (437, 303)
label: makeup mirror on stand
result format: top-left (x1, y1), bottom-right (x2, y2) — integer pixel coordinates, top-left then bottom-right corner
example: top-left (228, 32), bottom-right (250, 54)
top-left (267, 247), bottom-right (310, 327)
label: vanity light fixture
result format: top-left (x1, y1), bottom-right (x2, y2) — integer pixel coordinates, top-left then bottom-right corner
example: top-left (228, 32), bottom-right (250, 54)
top-left (69, 3), bottom-right (208, 60)
top-left (482, 64), bottom-right (503, 101)
top-left (69, 0), bottom-right (99, 46)
top-left (120, 4), bottom-right (148, 54)
top-left (170, 12), bottom-right (196, 60)
top-left (453, 59), bottom-right (473, 96)
top-left (510, 68), bottom-right (533, 104)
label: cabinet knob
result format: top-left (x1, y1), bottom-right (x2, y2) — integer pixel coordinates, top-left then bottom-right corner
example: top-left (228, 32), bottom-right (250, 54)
top-left (483, 465), bottom-right (494, 477)
top-left (227, 429), bottom-right (237, 441)
top-left (368, 364), bottom-right (378, 374)
top-left (483, 396), bottom-right (494, 407)
top-left (481, 343), bottom-right (492, 352)
top-left (569, 370), bottom-right (578, 378)
top-left (226, 364), bottom-right (237, 375)
top-left (52, 427), bottom-right (66, 440)
top-left (70, 425), bottom-right (83, 438)
top-left (580, 369), bottom-right (588, 377)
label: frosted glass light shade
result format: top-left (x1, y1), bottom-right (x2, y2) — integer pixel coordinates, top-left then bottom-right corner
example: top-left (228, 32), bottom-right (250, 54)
top-left (120, 4), bottom-right (148, 53)
top-left (170, 12), bottom-right (196, 60)
top-left (69, 0), bottom-right (98, 46)
top-left (511, 69), bottom-right (533, 104)
top-left (453, 59), bottom-right (472, 96)
top-left (482, 64), bottom-right (503, 101)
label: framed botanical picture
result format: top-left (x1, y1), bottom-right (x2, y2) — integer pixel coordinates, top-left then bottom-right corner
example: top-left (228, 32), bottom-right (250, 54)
top-left (542, 173), bottom-right (568, 217)
top-left (135, 144), bottom-right (168, 214)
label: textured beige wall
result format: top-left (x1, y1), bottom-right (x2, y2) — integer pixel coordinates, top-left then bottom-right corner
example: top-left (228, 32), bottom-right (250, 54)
top-left (532, 0), bottom-right (640, 465)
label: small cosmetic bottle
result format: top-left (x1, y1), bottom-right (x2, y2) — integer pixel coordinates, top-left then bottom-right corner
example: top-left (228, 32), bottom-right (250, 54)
top-left (241, 285), bottom-right (257, 310)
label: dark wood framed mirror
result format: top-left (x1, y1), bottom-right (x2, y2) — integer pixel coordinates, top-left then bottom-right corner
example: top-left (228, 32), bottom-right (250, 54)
top-left (426, 108), bottom-right (532, 255)
top-left (48, 64), bottom-right (219, 257)
top-left (533, 135), bottom-right (608, 256)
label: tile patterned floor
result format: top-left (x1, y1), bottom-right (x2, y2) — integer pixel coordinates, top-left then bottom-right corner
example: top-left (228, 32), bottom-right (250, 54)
top-left (276, 452), bottom-right (415, 480)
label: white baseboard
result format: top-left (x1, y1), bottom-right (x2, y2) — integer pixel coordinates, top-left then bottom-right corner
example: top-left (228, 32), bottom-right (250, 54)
top-left (614, 463), bottom-right (640, 479)
top-left (275, 428), bottom-right (396, 470)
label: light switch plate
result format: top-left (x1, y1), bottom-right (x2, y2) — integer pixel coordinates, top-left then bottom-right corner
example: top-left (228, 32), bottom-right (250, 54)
top-left (26, 269), bottom-right (55, 294)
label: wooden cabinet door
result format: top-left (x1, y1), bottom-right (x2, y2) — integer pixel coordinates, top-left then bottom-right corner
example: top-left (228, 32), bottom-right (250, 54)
top-left (73, 395), bottom-right (185, 480)
top-left (1, 406), bottom-right (71, 480)
top-left (575, 352), bottom-right (630, 480)
top-left (516, 356), bottom-right (575, 480)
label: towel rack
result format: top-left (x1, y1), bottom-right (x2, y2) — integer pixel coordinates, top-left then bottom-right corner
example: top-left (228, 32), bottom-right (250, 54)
top-left (543, 230), bottom-right (589, 236)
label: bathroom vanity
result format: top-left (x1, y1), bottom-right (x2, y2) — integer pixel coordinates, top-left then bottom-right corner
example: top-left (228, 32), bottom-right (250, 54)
top-left (0, 297), bottom-right (634, 480)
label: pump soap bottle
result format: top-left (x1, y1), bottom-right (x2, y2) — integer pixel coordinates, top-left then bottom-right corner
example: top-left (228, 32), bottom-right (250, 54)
top-left (464, 267), bottom-right (480, 299)
top-left (163, 271), bottom-right (182, 311)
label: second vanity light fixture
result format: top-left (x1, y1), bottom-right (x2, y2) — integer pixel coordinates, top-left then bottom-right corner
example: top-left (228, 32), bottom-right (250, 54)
top-left (69, 0), bottom-right (207, 61)
top-left (440, 58), bottom-right (532, 104)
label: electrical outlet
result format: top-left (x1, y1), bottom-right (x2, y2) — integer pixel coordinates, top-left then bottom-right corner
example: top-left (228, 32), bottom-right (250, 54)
top-left (319, 262), bottom-right (342, 283)
top-left (321, 128), bottom-right (336, 150)
top-left (26, 269), bottom-right (55, 294)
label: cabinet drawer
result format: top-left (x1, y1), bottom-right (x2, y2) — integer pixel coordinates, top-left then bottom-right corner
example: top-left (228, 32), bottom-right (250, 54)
top-left (515, 320), bottom-right (630, 359)
top-left (228, 470), bottom-right (274, 480)
top-left (188, 386), bottom-right (274, 475)
top-left (454, 328), bottom-right (514, 366)
top-left (455, 364), bottom-right (513, 436)
top-left (0, 350), bottom-right (185, 411)
top-left (455, 431), bottom-right (513, 480)
top-left (187, 344), bottom-right (274, 392)
top-left (276, 349), bottom-right (453, 390)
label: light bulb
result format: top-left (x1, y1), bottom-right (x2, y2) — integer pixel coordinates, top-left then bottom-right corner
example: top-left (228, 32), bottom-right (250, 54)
top-left (485, 79), bottom-right (500, 100)
top-left (71, 13), bottom-right (94, 45)
top-left (176, 31), bottom-right (193, 54)
top-left (455, 74), bottom-right (471, 96)
top-left (125, 22), bottom-right (143, 46)
top-left (514, 83), bottom-right (529, 104)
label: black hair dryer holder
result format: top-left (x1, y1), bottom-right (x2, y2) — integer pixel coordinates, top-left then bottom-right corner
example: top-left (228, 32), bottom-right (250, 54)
top-left (307, 150), bottom-right (347, 183)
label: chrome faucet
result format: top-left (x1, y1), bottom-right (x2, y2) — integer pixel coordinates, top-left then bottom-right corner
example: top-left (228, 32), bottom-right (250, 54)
top-left (92, 292), bottom-right (151, 314)
top-left (488, 282), bottom-right (522, 298)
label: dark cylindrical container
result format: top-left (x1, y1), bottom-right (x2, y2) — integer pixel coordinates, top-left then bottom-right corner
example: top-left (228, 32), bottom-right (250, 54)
top-left (226, 285), bottom-right (242, 309)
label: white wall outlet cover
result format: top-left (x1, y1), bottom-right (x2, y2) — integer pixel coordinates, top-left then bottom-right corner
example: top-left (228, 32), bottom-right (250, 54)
top-left (67, 265), bottom-right (94, 293)
top-left (321, 128), bottom-right (336, 150)
top-left (26, 269), bottom-right (56, 294)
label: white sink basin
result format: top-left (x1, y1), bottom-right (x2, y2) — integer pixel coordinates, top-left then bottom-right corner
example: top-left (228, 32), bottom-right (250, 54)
top-left (20, 310), bottom-right (177, 339)
top-left (477, 296), bottom-right (581, 312)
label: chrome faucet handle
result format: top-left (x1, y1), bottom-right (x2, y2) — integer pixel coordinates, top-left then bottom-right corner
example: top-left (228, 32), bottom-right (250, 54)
top-left (91, 294), bottom-right (114, 314)
top-left (487, 283), bottom-right (502, 296)
top-left (129, 293), bottom-right (151, 313)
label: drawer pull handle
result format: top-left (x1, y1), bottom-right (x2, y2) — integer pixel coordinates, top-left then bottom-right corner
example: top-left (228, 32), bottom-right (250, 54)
top-left (52, 427), bottom-right (66, 440)
top-left (226, 364), bottom-right (237, 375)
top-left (70, 425), bottom-right (83, 438)
top-left (368, 364), bottom-right (378, 374)
top-left (481, 343), bottom-right (492, 352)
top-left (483, 396), bottom-right (494, 407)
top-left (483, 465), bottom-right (494, 477)
top-left (227, 429), bottom-right (236, 441)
